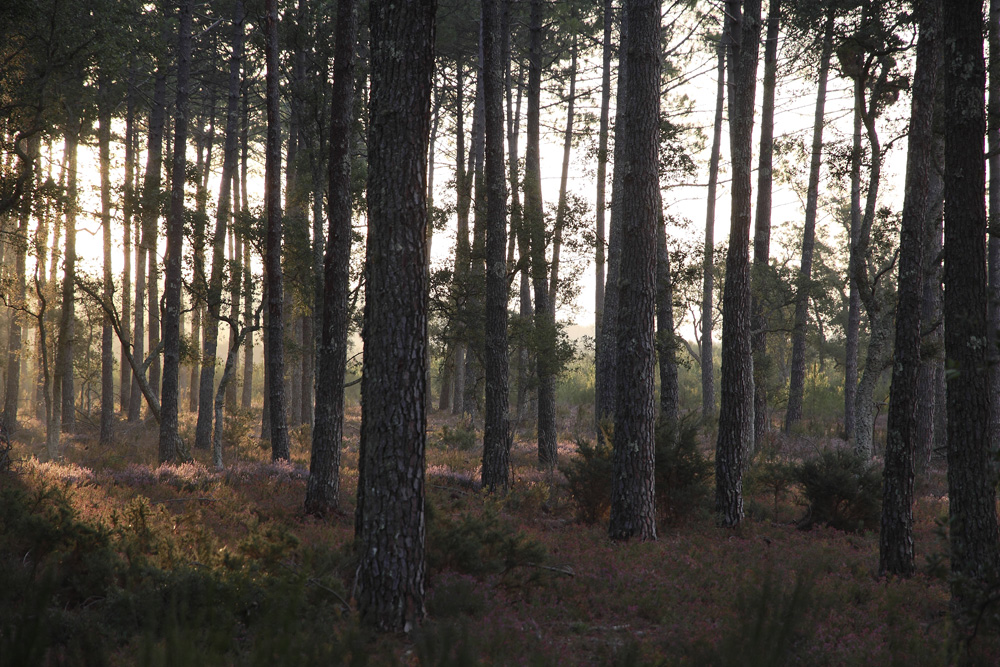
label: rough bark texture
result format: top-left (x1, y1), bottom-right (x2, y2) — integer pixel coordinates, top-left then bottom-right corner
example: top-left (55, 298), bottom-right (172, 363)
top-left (264, 0), bottom-right (290, 461)
top-left (715, 0), bottom-right (761, 528)
top-left (749, 0), bottom-right (779, 450)
top-left (701, 41), bottom-right (724, 420)
top-left (451, 61), bottom-right (471, 418)
top-left (943, 0), bottom-right (1000, 607)
top-left (845, 89), bottom-right (862, 441)
top-left (120, 83), bottom-right (135, 413)
top-left (594, 0), bottom-right (612, 419)
top-left (524, 0), bottom-right (557, 467)
top-left (159, 0), bottom-right (193, 464)
top-left (356, 0), bottom-right (435, 632)
top-left (130, 72), bottom-right (166, 422)
top-left (785, 11), bottom-right (833, 433)
top-left (481, 0), bottom-right (512, 493)
top-left (988, 0), bottom-right (1000, 470)
top-left (195, 0), bottom-right (244, 453)
top-left (879, 0), bottom-right (940, 578)
top-left (608, 0), bottom-right (660, 542)
top-left (656, 210), bottom-right (678, 425)
top-left (306, 0), bottom-right (356, 518)
top-left (55, 121), bottom-right (79, 441)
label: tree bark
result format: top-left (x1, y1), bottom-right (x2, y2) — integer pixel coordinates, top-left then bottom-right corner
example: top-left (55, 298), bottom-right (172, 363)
top-left (845, 81), bottom-right (862, 441)
top-left (195, 0), bottom-right (244, 453)
top-left (131, 72), bottom-right (167, 422)
top-left (548, 33), bottom-right (577, 316)
top-left (56, 117), bottom-right (80, 437)
top-left (943, 0), bottom-right (1000, 609)
top-left (264, 0), bottom-right (291, 460)
top-left (715, 0), bottom-right (761, 528)
top-left (98, 81), bottom-right (114, 446)
top-left (121, 78), bottom-right (135, 413)
top-left (750, 0), bottom-right (779, 451)
top-left (988, 0), bottom-right (1000, 470)
top-left (481, 0), bottom-right (512, 493)
top-left (159, 0), bottom-right (194, 464)
top-left (525, 0), bottom-right (557, 466)
top-left (594, 0), bottom-right (612, 425)
top-left (786, 11), bottom-right (833, 433)
top-left (241, 85), bottom-right (255, 411)
top-left (656, 208), bottom-right (678, 424)
top-left (880, 0), bottom-right (941, 578)
top-left (306, 0), bottom-right (356, 517)
top-left (356, 0), bottom-right (435, 631)
top-left (701, 40), bottom-right (725, 420)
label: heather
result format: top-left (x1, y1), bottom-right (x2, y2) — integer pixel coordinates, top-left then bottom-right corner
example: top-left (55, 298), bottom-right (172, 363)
top-left (0, 410), bottom-right (996, 666)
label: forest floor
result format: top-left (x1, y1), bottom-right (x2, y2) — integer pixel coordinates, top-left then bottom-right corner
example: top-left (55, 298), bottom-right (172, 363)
top-left (1, 406), bottom-right (998, 666)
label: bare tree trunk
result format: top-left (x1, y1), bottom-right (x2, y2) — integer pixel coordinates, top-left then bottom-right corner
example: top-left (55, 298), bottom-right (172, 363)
top-left (241, 83), bottom-right (254, 411)
top-left (750, 0), bottom-right (779, 450)
top-left (656, 208), bottom-right (678, 425)
top-left (121, 78), bottom-right (135, 412)
top-left (264, 0), bottom-right (290, 460)
top-left (131, 72), bottom-right (167, 421)
top-left (58, 116), bottom-right (80, 434)
top-left (880, 0), bottom-right (941, 578)
top-left (451, 60), bottom-right (472, 417)
top-left (715, 0), bottom-right (761, 528)
top-left (98, 81), bottom-right (114, 446)
top-left (307, 0), bottom-right (356, 517)
top-left (548, 33), bottom-right (577, 316)
top-left (845, 81), bottom-right (862, 441)
top-left (594, 0), bottom-right (612, 414)
top-left (356, 0), bottom-right (434, 630)
top-left (195, 0), bottom-right (244, 453)
top-left (481, 0), bottom-right (512, 492)
top-left (701, 40), bottom-right (724, 420)
top-left (159, 0), bottom-right (194, 464)
top-left (988, 0), bottom-right (1000, 469)
top-left (786, 12), bottom-right (833, 433)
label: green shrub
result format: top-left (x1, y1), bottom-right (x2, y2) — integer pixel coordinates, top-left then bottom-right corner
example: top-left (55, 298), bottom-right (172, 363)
top-left (426, 508), bottom-right (546, 577)
top-left (437, 424), bottom-right (477, 451)
top-left (796, 448), bottom-right (881, 532)
top-left (745, 449), bottom-right (798, 520)
top-left (561, 418), bottom-right (711, 526)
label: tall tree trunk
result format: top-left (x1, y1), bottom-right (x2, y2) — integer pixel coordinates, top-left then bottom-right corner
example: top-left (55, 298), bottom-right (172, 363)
top-left (786, 12), bottom-right (833, 433)
top-left (594, 0), bottom-right (613, 425)
top-left (58, 116), bottom-right (80, 435)
top-left (988, 0), bottom-right (1000, 468)
top-left (525, 0), bottom-right (557, 466)
top-left (750, 0), bottom-right (779, 450)
top-left (190, 95), bottom-right (217, 415)
top-left (356, 0), bottom-right (434, 631)
top-left (548, 33), bottom-right (577, 316)
top-left (481, 0), bottom-right (512, 493)
top-left (609, 0), bottom-right (660, 541)
top-left (306, 0), bottom-right (356, 517)
top-left (159, 0), bottom-right (194, 464)
top-left (845, 80), bottom-right (863, 441)
top-left (462, 73), bottom-right (485, 420)
top-left (943, 0), bottom-right (1000, 612)
top-left (451, 60), bottom-right (472, 417)
top-left (880, 0), bottom-right (941, 578)
top-left (131, 72), bottom-right (167, 421)
top-left (121, 79), bottom-right (135, 412)
top-left (715, 0), bottom-right (761, 528)
top-left (656, 208), bottom-right (678, 424)
top-left (701, 40), bottom-right (724, 420)
top-left (241, 82), bottom-right (255, 411)
top-left (98, 82), bottom-right (114, 446)
top-left (195, 0), bottom-right (244, 453)
top-left (264, 0), bottom-right (290, 460)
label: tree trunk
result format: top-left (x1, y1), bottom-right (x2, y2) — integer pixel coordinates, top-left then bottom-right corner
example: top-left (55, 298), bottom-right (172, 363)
top-left (264, 0), bottom-right (290, 461)
top-left (609, 0), bottom-right (660, 542)
top-left (845, 82), bottom-right (862, 441)
top-left (57, 117), bottom-right (80, 435)
top-left (121, 79), bottom-right (135, 413)
top-left (943, 0), bottom-right (1000, 610)
top-left (159, 0), bottom-right (194, 464)
top-left (988, 0), bottom-right (1000, 470)
top-left (241, 83), bottom-right (255, 411)
top-left (306, 0), bottom-right (356, 518)
top-left (462, 74), bottom-right (485, 420)
top-left (451, 60), bottom-right (472, 417)
top-left (356, 0), bottom-right (434, 631)
top-left (131, 72), bottom-right (167, 422)
top-left (715, 0), bottom-right (761, 528)
top-left (656, 208), bottom-right (678, 425)
top-left (786, 12), bottom-right (833, 433)
top-left (594, 0), bottom-right (612, 424)
top-left (195, 0), bottom-right (244, 453)
top-left (98, 82), bottom-right (114, 446)
top-left (700, 40), bottom-right (725, 421)
top-left (481, 0), bottom-right (512, 493)
top-left (880, 0), bottom-right (941, 578)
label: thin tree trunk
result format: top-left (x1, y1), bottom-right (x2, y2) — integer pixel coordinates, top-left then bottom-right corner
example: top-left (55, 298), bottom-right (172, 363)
top-left (750, 0), bottom-right (779, 451)
top-left (121, 78), bottom-right (135, 412)
top-left (241, 81), bottom-right (254, 411)
top-left (131, 72), bottom-right (167, 421)
top-left (195, 0), bottom-right (244, 453)
top-left (58, 117), bottom-right (80, 434)
top-left (159, 0), bottom-right (194, 464)
top-left (98, 82), bottom-right (114, 446)
top-left (482, 0), bottom-right (512, 493)
top-left (657, 208), bottom-right (678, 424)
top-left (845, 79), bottom-right (863, 441)
top-left (264, 0), bottom-right (290, 460)
top-left (306, 0), bottom-right (356, 517)
top-left (786, 12), bottom-right (833, 433)
top-left (462, 75), bottom-right (485, 420)
top-left (548, 33), bottom-right (577, 316)
top-left (701, 40), bottom-right (724, 420)
top-left (451, 60), bottom-right (471, 417)
top-left (594, 0), bottom-right (613, 423)
top-left (715, 0), bottom-right (761, 528)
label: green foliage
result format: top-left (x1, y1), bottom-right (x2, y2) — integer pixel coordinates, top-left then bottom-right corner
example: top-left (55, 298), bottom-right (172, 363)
top-left (436, 424), bottom-right (477, 451)
top-left (745, 447), bottom-right (799, 520)
top-left (426, 508), bottom-right (546, 577)
top-left (796, 449), bottom-right (882, 532)
top-left (562, 419), bottom-right (711, 526)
